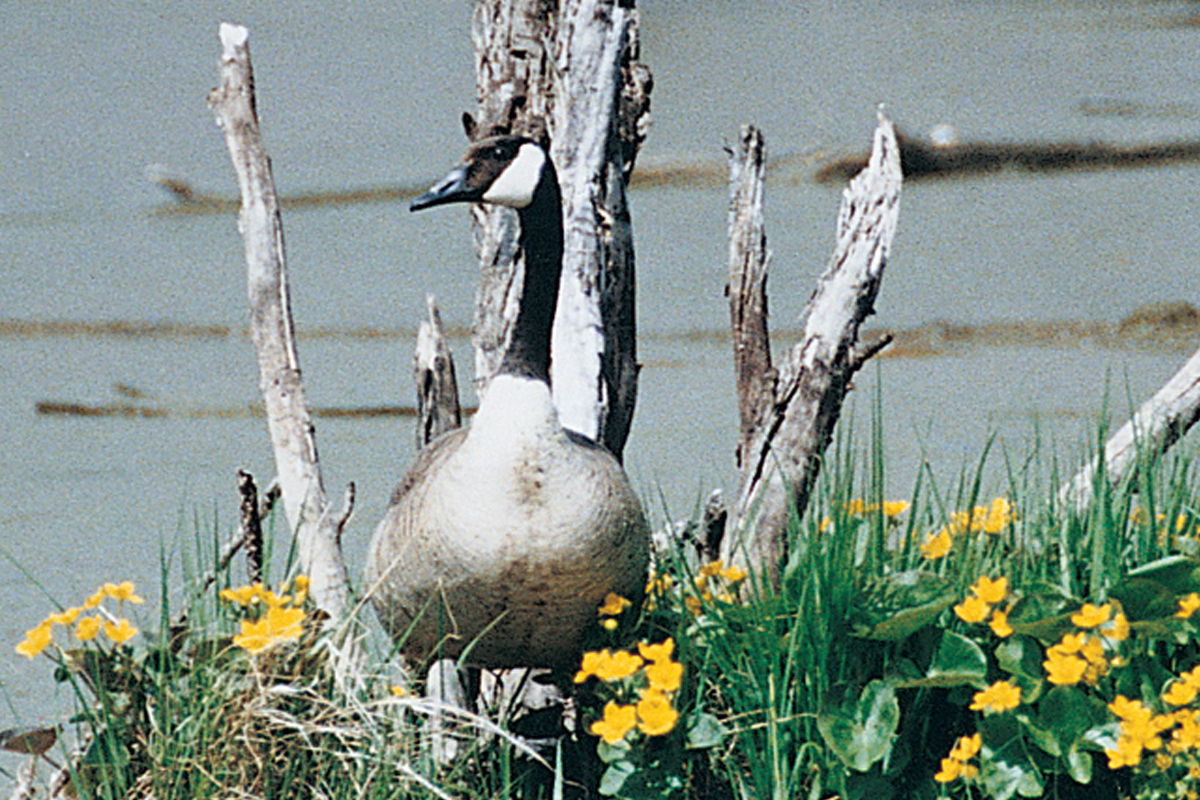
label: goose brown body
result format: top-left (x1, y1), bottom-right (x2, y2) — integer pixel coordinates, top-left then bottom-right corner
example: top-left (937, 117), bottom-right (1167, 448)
top-left (364, 135), bottom-right (650, 669)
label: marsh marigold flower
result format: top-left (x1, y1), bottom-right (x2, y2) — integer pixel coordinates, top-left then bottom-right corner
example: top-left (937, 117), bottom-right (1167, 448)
top-left (104, 581), bottom-right (144, 604)
top-left (15, 623), bottom-right (53, 659)
top-left (970, 680), bottom-right (1021, 713)
top-left (1071, 602), bottom-right (1112, 629)
top-left (636, 689), bottom-right (678, 736)
top-left (574, 648), bottom-right (643, 683)
top-left (233, 605), bottom-right (305, 655)
top-left (645, 659), bottom-right (683, 693)
top-left (971, 576), bottom-right (1008, 604)
top-left (75, 616), bottom-right (102, 642)
top-left (1164, 679), bottom-right (1199, 707)
top-left (638, 638), bottom-right (674, 663)
top-left (591, 701), bottom-right (637, 744)
top-left (1178, 593), bottom-right (1200, 620)
top-left (935, 733), bottom-right (982, 783)
top-left (1044, 649), bottom-right (1088, 686)
top-left (920, 529), bottom-right (952, 560)
top-left (598, 593), bottom-right (631, 616)
top-left (954, 595), bottom-right (991, 624)
top-left (103, 618), bottom-right (138, 645)
top-left (989, 609), bottom-right (1014, 638)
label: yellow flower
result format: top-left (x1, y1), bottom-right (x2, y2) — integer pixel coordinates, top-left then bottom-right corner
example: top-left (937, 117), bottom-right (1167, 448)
top-left (638, 638), bottom-right (675, 663)
top-left (390, 685), bottom-right (408, 698)
top-left (970, 680), bottom-right (1021, 713)
top-left (1071, 602), bottom-right (1112, 629)
top-left (601, 618), bottom-right (618, 632)
top-left (1044, 649), bottom-right (1088, 685)
top-left (1155, 752), bottom-right (1173, 770)
top-left (75, 616), bottom-right (102, 642)
top-left (719, 564), bottom-right (748, 584)
top-left (636, 689), bottom-right (678, 736)
top-left (83, 590), bottom-right (105, 610)
top-left (950, 732), bottom-right (982, 761)
top-left (590, 701), bottom-right (637, 744)
top-left (576, 650), bottom-right (606, 683)
top-left (1164, 680), bottom-right (1199, 707)
top-left (47, 607), bottom-right (81, 627)
top-left (975, 498), bottom-right (1013, 534)
top-left (954, 595), bottom-right (991, 624)
top-left (1053, 632), bottom-right (1086, 654)
top-left (971, 576), bottom-right (1009, 604)
top-left (936, 733), bottom-right (982, 782)
top-left (290, 575), bottom-right (310, 605)
top-left (232, 605), bottom-right (305, 654)
top-left (1181, 665), bottom-right (1200, 690)
top-left (935, 758), bottom-right (971, 783)
top-left (645, 659), bottom-right (684, 693)
top-left (684, 595), bottom-right (704, 615)
top-left (920, 529), bottom-right (952, 560)
top-left (103, 619), bottom-right (138, 645)
top-left (596, 650), bottom-right (643, 681)
top-left (1107, 734), bottom-right (1144, 769)
top-left (989, 609), bottom-right (1014, 638)
top-left (1105, 613), bottom-right (1130, 642)
top-left (104, 581), bottom-right (144, 604)
top-left (1178, 593), bottom-right (1200, 620)
top-left (598, 592), bottom-right (631, 616)
top-left (1080, 636), bottom-right (1106, 666)
top-left (882, 500), bottom-right (910, 517)
top-left (220, 584), bottom-right (263, 606)
top-left (15, 623), bottom-right (53, 659)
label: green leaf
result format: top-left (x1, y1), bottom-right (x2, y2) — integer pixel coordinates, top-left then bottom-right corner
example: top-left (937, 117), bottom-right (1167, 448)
top-left (1066, 744), bottom-right (1093, 785)
top-left (850, 570), bottom-right (955, 642)
top-left (1125, 555), bottom-right (1200, 594)
top-left (980, 714), bottom-right (1045, 800)
top-left (1037, 685), bottom-right (1108, 753)
top-left (854, 596), bottom-right (955, 642)
top-left (890, 630), bottom-right (987, 688)
top-left (1109, 577), bottom-right (1178, 621)
top-left (817, 680), bottom-right (899, 771)
top-left (598, 759), bottom-right (635, 796)
top-left (684, 712), bottom-right (727, 750)
top-left (995, 636), bottom-right (1043, 682)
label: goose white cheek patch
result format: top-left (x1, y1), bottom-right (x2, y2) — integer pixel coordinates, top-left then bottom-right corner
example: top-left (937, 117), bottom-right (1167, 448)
top-left (482, 143), bottom-right (545, 208)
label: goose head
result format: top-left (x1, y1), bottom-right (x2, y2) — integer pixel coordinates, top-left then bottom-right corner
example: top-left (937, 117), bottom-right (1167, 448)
top-left (411, 134), bottom-right (552, 212)
top-left (411, 134), bottom-right (563, 383)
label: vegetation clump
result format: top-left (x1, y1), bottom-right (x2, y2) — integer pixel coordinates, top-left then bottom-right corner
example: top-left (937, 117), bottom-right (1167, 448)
top-left (9, 429), bottom-right (1200, 800)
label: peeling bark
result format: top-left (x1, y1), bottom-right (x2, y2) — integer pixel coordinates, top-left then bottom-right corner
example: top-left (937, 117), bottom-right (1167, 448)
top-left (723, 113), bottom-right (902, 586)
top-left (469, 0), bottom-right (650, 458)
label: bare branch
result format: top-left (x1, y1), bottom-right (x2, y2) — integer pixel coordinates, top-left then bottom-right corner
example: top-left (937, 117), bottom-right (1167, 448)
top-left (414, 296), bottom-right (462, 450)
top-left (1060, 346), bottom-right (1200, 510)
top-left (727, 125), bottom-right (774, 470)
top-left (208, 23), bottom-right (350, 620)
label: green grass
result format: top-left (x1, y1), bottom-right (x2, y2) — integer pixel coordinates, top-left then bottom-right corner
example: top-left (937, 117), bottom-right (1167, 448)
top-left (10, 416), bottom-right (1200, 800)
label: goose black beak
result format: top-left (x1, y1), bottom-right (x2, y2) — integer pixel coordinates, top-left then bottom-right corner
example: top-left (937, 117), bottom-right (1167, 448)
top-left (411, 166), bottom-right (478, 211)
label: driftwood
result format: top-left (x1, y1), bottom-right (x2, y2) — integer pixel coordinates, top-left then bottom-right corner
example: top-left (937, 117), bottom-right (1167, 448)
top-left (1060, 345), bottom-right (1200, 510)
top-left (413, 296), bottom-right (463, 450)
top-left (816, 128), bottom-right (1200, 183)
top-left (208, 23), bottom-right (352, 620)
top-left (468, 0), bottom-right (651, 458)
top-left (723, 114), bottom-right (902, 586)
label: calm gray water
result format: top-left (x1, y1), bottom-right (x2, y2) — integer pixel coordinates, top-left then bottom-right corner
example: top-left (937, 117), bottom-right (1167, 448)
top-left (2, 0), bottom-right (1199, 740)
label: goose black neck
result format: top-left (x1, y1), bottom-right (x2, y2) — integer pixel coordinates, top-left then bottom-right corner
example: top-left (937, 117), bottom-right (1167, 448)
top-left (497, 164), bottom-right (563, 383)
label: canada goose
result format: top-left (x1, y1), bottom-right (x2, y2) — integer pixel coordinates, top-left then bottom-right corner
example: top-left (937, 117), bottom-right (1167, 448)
top-left (365, 134), bottom-right (650, 669)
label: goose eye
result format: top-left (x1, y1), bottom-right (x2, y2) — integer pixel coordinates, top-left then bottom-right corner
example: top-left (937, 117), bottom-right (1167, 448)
top-left (491, 145), bottom-right (507, 160)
